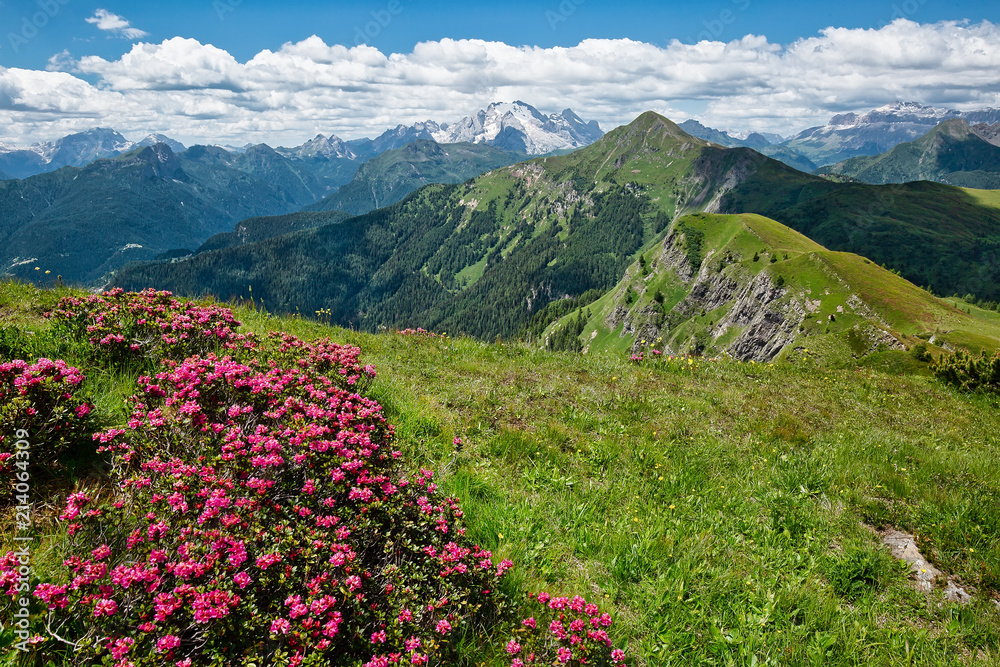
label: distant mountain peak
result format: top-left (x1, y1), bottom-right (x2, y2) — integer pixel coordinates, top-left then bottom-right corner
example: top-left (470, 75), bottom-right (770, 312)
top-left (136, 134), bottom-right (186, 153)
top-left (277, 134), bottom-right (357, 160)
top-left (677, 119), bottom-right (778, 150)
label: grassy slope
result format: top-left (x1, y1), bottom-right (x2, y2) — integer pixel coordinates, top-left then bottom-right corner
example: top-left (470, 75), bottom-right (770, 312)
top-left (722, 160), bottom-right (1000, 302)
top-left (559, 212), bottom-right (1000, 363)
top-left (2, 281), bottom-right (999, 666)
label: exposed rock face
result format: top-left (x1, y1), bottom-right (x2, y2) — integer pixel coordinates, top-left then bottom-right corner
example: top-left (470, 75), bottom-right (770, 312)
top-left (655, 230), bottom-right (696, 280)
top-left (720, 272), bottom-right (802, 361)
top-left (610, 230), bottom-right (808, 362)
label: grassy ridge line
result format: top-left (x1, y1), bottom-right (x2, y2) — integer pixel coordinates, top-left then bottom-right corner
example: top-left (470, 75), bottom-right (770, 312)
top-left (566, 212), bottom-right (1000, 361)
top-left (2, 282), bottom-right (999, 665)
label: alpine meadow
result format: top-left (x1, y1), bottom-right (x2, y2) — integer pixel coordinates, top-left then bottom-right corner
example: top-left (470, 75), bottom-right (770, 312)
top-left (3, 3), bottom-right (1000, 666)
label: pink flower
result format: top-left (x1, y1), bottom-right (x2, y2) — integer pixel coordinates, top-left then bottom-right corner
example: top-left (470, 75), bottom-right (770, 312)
top-left (611, 649), bottom-right (626, 663)
top-left (93, 598), bottom-right (117, 617)
top-left (110, 637), bottom-right (134, 660)
top-left (436, 619), bottom-right (452, 634)
top-left (271, 618), bottom-right (291, 635)
top-left (557, 647), bottom-right (573, 664)
top-left (233, 572), bottom-right (251, 589)
top-left (398, 609), bottom-right (412, 622)
top-left (522, 617), bottom-right (536, 630)
top-left (371, 630), bottom-right (387, 644)
top-left (506, 639), bottom-right (521, 655)
top-left (256, 553), bottom-right (282, 570)
top-left (156, 635), bottom-right (181, 652)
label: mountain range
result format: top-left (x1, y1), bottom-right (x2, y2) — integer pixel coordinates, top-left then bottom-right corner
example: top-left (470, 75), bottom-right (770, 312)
top-left (110, 112), bottom-right (1000, 361)
top-left (0, 128), bottom-right (186, 180)
top-left (680, 102), bottom-right (1000, 172)
top-left (0, 142), bottom-right (339, 282)
top-left (0, 102), bottom-right (608, 282)
top-left (0, 101), bottom-right (603, 183)
top-left (816, 118), bottom-right (1000, 189)
top-left (778, 101), bottom-right (1000, 166)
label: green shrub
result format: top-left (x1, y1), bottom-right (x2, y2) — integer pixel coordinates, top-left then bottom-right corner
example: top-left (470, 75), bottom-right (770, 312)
top-left (932, 348), bottom-right (1000, 393)
top-left (910, 342), bottom-right (931, 363)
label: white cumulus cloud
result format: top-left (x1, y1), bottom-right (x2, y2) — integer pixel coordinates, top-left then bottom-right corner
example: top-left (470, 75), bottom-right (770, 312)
top-left (7, 19), bottom-right (1000, 147)
top-left (85, 9), bottom-right (149, 40)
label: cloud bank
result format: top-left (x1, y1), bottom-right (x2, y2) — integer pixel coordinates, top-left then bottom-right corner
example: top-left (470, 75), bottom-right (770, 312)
top-left (1, 19), bottom-right (998, 146)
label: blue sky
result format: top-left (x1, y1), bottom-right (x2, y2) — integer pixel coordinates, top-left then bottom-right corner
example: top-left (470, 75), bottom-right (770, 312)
top-left (0, 0), bottom-right (999, 145)
top-left (4, 0), bottom-right (997, 69)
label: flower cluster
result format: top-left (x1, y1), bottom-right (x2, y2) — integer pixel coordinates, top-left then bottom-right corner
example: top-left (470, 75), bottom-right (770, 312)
top-left (264, 332), bottom-right (377, 392)
top-left (0, 358), bottom-right (96, 477)
top-left (397, 329), bottom-right (444, 338)
top-left (47, 288), bottom-right (258, 367)
top-left (6, 343), bottom-right (510, 665)
top-left (506, 592), bottom-right (627, 667)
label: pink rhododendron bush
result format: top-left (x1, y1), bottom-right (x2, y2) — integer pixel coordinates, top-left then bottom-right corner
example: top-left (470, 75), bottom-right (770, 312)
top-left (0, 290), bottom-right (628, 666)
top-left (0, 358), bottom-right (96, 478)
top-left (46, 288), bottom-right (259, 366)
top-left (3, 353), bottom-right (508, 665)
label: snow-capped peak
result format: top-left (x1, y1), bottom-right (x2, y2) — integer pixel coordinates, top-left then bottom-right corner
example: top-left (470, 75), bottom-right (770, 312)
top-left (428, 101), bottom-right (603, 154)
top-left (828, 101), bottom-right (962, 128)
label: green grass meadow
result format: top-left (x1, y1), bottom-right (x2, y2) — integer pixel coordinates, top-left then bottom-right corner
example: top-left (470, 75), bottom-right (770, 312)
top-left (2, 281), bottom-right (999, 665)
